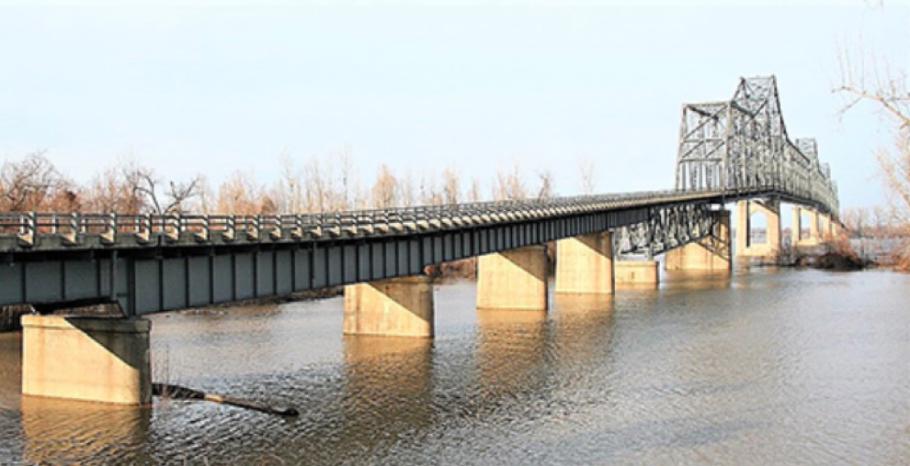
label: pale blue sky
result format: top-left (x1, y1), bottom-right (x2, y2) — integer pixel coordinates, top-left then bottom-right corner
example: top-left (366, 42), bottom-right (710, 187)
top-left (1, 1), bottom-right (908, 209)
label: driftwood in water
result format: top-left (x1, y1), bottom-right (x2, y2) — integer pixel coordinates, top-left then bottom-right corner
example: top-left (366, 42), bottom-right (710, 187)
top-left (153, 383), bottom-right (299, 417)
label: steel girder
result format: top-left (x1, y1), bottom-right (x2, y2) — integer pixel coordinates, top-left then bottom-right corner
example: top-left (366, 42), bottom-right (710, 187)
top-left (675, 76), bottom-right (839, 216)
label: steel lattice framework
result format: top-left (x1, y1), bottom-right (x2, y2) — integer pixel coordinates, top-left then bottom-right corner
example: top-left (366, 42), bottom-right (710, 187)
top-left (613, 202), bottom-right (721, 257)
top-left (675, 76), bottom-right (838, 214)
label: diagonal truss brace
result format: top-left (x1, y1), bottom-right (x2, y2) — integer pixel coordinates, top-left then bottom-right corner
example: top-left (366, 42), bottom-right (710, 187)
top-left (613, 203), bottom-right (723, 257)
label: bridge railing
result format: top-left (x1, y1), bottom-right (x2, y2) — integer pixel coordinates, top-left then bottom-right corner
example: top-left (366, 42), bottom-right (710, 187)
top-left (0, 189), bottom-right (728, 250)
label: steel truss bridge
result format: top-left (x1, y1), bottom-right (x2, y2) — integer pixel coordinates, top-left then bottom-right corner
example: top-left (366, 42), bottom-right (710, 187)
top-left (0, 76), bottom-right (838, 315)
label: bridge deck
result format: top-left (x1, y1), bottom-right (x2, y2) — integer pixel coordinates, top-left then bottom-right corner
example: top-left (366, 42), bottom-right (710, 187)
top-left (0, 186), bottom-right (832, 316)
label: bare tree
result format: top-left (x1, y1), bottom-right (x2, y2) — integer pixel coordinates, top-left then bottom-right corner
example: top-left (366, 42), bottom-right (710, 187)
top-left (275, 153), bottom-right (305, 214)
top-left (836, 43), bottom-right (910, 268)
top-left (217, 171), bottom-right (262, 215)
top-left (492, 162), bottom-right (527, 201)
top-left (303, 158), bottom-right (327, 213)
top-left (193, 175), bottom-right (215, 214)
top-left (0, 151), bottom-right (75, 211)
top-left (467, 177), bottom-right (482, 203)
top-left (842, 207), bottom-right (869, 237)
top-left (442, 167), bottom-right (460, 205)
top-left (84, 161), bottom-right (145, 213)
top-left (419, 174), bottom-right (443, 206)
top-left (127, 166), bottom-right (201, 214)
top-left (578, 157), bottom-right (596, 195)
top-left (371, 164), bottom-right (398, 209)
top-left (336, 145), bottom-right (354, 210)
top-left (536, 170), bottom-right (554, 200)
top-left (400, 171), bottom-right (416, 207)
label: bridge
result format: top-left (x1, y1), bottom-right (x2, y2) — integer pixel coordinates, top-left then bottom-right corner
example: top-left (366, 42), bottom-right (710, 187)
top-left (1, 75), bottom-right (841, 405)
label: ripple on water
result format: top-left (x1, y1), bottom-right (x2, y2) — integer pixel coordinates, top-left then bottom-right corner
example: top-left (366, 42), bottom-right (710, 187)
top-left (0, 270), bottom-right (907, 464)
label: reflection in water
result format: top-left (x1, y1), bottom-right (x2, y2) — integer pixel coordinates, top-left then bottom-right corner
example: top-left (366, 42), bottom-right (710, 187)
top-left (0, 271), bottom-right (907, 464)
top-left (341, 335), bottom-right (434, 452)
top-left (0, 333), bottom-right (20, 411)
top-left (662, 270), bottom-right (732, 292)
top-left (475, 309), bottom-right (549, 398)
top-left (616, 282), bottom-right (660, 291)
top-left (21, 396), bottom-right (150, 464)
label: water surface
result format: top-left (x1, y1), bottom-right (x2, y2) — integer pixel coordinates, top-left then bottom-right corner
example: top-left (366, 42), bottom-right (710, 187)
top-left (0, 268), bottom-right (908, 464)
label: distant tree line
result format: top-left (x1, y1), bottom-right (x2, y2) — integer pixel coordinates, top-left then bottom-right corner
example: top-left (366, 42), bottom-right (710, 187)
top-left (0, 148), bottom-right (589, 216)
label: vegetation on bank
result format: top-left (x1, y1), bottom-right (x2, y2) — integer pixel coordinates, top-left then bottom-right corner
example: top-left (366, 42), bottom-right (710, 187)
top-left (836, 47), bottom-right (910, 272)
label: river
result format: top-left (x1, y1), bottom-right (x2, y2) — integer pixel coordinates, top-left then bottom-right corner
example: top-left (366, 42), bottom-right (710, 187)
top-left (0, 268), bottom-right (908, 465)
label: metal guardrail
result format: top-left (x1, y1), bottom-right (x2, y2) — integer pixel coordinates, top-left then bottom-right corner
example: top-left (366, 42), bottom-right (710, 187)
top-left (0, 189), bottom-right (724, 251)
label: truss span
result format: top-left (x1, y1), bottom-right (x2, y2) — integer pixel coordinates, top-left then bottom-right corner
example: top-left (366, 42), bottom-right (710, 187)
top-left (675, 75), bottom-right (838, 215)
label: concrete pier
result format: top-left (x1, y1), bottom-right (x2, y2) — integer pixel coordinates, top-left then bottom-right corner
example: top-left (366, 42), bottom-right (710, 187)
top-left (793, 207), bottom-right (820, 247)
top-left (343, 275), bottom-right (434, 338)
top-left (477, 245), bottom-right (548, 311)
top-left (807, 209), bottom-right (820, 244)
top-left (819, 214), bottom-right (831, 241)
top-left (555, 232), bottom-right (614, 296)
top-left (666, 211), bottom-right (731, 273)
top-left (791, 206), bottom-right (803, 247)
top-left (614, 260), bottom-right (659, 286)
top-left (21, 315), bottom-right (151, 405)
top-left (736, 199), bottom-right (781, 259)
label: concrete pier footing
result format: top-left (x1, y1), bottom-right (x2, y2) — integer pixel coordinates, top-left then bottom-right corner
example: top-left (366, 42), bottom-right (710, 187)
top-left (614, 260), bottom-right (659, 286)
top-left (21, 315), bottom-right (151, 405)
top-left (666, 211), bottom-right (732, 273)
top-left (477, 245), bottom-right (548, 311)
top-left (736, 200), bottom-right (781, 259)
top-left (343, 275), bottom-right (434, 338)
top-left (555, 232), bottom-right (614, 296)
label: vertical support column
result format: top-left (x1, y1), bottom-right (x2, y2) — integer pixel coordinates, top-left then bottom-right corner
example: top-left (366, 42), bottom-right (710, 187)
top-left (554, 232), bottom-right (614, 296)
top-left (735, 200), bottom-right (750, 255)
top-left (819, 214), bottom-right (831, 240)
top-left (666, 210), bottom-right (731, 272)
top-left (807, 209), bottom-right (819, 242)
top-left (477, 245), bottom-right (548, 311)
top-left (765, 201), bottom-right (782, 255)
top-left (21, 315), bottom-right (151, 405)
top-left (343, 275), bottom-right (434, 338)
top-left (791, 206), bottom-right (802, 247)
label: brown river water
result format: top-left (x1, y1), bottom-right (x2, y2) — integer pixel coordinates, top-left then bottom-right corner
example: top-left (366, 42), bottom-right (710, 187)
top-left (0, 268), bottom-right (908, 465)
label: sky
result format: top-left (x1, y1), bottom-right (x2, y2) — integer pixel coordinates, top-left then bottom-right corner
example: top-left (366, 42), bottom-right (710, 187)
top-left (0, 1), bottom-right (908, 210)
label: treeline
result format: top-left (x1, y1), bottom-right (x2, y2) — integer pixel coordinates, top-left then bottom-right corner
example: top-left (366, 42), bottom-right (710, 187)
top-left (0, 149), bottom-right (585, 215)
top-left (841, 206), bottom-right (909, 239)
